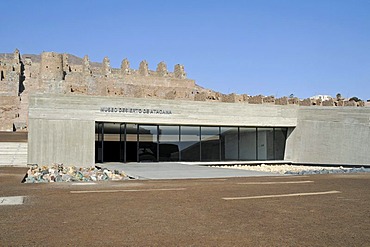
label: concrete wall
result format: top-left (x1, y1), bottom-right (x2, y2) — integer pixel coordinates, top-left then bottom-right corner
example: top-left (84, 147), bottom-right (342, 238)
top-left (0, 142), bottom-right (27, 166)
top-left (28, 94), bottom-right (297, 166)
top-left (28, 119), bottom-right (94, 166)
top-left (285, 107), bottom-right (370, 165)
top-left (28, 94), bottom-right (298, 126)
top-left (28, 94), bottom-right (370, 166)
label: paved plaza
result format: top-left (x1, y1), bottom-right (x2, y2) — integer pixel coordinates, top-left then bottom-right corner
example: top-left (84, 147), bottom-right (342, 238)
top-left (101, 162), bottom-right (278, 179)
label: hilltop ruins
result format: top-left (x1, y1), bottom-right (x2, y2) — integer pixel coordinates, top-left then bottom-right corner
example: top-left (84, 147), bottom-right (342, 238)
top-left (0, 49), bottom-right (366, 131)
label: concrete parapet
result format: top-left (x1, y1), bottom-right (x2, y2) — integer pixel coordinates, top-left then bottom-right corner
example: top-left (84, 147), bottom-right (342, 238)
top-left (0, 142), bottom-right (27, 166)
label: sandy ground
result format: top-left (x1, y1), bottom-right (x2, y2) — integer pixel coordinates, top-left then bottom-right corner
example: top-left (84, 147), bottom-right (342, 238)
top-left (1, 167), bottom-right (370, 246)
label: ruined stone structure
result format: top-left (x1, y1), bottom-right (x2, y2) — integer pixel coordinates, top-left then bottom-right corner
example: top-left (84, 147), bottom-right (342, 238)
top-left (0, 49), bottom-right (198, 131)
top-left (0, 49), bottom-right (366, 132)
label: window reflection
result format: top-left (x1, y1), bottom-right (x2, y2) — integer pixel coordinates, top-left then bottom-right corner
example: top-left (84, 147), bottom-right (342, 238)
top-left (125, 124), bottom-right (138, 162)
top-left (180, 126), bottom-right (200, 161)
top-left (274, 128), bottom-right (287, 160)
top-left (257, 128), bottom-right (274, 160)
top-left (138, 125), bottom-right (158, 162)
top-left (95, 122), bottom-right (288, 163)
top-left (221, 127), bottom-right (238, 161)
top-left (201, 126), bottom-right (220, 161)
top-left (239, 127), bottom-right (257, 161)
top-left (159, 125), bottom-right (180, 161)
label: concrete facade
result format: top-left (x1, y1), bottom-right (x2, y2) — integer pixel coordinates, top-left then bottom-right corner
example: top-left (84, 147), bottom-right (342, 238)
top-left (28, 119), bottom-right (94, 166)
top-left (285, 107), bottom-right (370, 165)
top-left (28, 94), bottom-right (370, 166)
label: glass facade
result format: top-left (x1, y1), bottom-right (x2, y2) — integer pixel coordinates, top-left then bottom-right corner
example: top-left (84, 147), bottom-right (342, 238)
top-left (159, 125), bottom-right (180, 161)
top-left (180, 126), bottom-right (200, 161)
top-left (95, 122), bottom-right (288, 163)
top-left (274, 128), bottom-right (288, 160)
top-left (201, 126), bottom-right (220, 161)
top-left (239, 127), bottom-right (256, 161)
top-left (221, 127), bottom-right (238, 161)
top-left (257, 128), bottom-right (274, 160)
top-left (138, 125), bottom-right (158, 162)
top-left (125, 124), bottom-right (138, 162)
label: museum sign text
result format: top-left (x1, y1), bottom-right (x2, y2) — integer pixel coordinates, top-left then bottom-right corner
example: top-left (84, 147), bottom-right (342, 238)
top-left (100, 107), bottom-right (172, 115)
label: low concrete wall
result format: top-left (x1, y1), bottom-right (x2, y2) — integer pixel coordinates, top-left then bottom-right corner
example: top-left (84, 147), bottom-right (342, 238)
top-left (28, 119), bottom-right (94, 166)
top-left (0, 142), bottom-right (27, 166)
top-left (286, 107), bottom-right (370, 165)
top-left (28, 94), bottom-right (298, 127)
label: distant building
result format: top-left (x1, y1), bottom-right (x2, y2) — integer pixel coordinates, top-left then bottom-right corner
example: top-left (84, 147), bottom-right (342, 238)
top-left (310, 95), bottom-right (333, 101)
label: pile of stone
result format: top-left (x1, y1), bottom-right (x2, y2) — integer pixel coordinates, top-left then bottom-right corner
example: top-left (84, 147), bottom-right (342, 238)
top-left (23, 164), bottom-right (128, 183)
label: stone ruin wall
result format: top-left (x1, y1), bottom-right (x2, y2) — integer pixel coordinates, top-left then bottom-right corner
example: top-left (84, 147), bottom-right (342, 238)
top-left (0, 49), bottom-right (366, 132)
top-left (194, 91), bottom-right (365, 107)
top-left (0, 49), bottom-right (198, 131)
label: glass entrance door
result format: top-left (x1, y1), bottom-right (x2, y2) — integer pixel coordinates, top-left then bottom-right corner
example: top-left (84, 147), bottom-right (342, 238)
top-left (138, 125), bottom-right (158, 162)
top-left (125, 124), bottom-right (138, 162)
top-left (95, 122), bottom-right (104, 163)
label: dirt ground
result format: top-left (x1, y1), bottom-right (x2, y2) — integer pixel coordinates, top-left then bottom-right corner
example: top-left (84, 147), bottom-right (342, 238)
top-left (0, 132), bottom-right (27, 142)
top-left (1, 167), bottom-right (370, 246)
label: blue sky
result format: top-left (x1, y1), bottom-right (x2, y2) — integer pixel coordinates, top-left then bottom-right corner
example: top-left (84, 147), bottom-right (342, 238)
top-left (1, 0), bottom-right (369, 100)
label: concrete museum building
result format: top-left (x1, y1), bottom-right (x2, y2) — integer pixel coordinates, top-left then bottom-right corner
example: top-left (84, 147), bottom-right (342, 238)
top-left (1, 50), bottom-right (370, 167)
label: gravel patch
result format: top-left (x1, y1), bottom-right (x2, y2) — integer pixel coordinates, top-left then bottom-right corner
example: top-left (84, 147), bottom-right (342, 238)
top-left (213, 164), bottom-right (370, 175)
